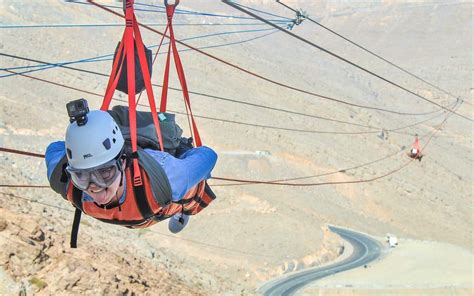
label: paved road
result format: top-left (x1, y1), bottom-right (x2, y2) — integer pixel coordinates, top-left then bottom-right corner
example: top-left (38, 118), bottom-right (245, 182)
top-left (257, 226), bottom-right (383, 296)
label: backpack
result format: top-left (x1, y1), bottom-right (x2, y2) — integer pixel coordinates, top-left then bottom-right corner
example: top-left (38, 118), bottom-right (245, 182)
top-left (113, 41), bottom-right (153, 95)
top-left (108, 105), bottom-right (183, 156)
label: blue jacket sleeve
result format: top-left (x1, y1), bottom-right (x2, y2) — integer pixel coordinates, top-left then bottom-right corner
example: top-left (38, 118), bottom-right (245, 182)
top-left (45, 141), bottom-right (66, 181)
top-left (144, 146), bottom-right (217, 201)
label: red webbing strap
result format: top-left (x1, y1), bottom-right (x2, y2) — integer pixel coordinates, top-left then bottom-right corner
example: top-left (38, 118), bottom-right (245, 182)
top-left (101, 40), bottom-right (125, 110)
top-left (165, 4), bottom-right (202, 147)
top-left (122, 0), bottom-right (142, 186)
top-left (132, 14), bottom-right (165, 152)
top-left (136, 24), bottom-right (169, 106)
top-left (170, 26), bottom-right (202, 146)
top-left (100, 0), bottom-right (142, 185)
top-left (160, 41), bottom-right (172, 113)
top-left (159, 9), bottom-right (174, 113)
top-left (413, 137), bottom-right (420, 151)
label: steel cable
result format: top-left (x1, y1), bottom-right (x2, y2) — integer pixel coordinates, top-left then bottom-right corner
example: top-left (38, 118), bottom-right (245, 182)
top-left (222, 0), bottom-right (472, 122)
top-left (85, 0), bottom-right (445, 117)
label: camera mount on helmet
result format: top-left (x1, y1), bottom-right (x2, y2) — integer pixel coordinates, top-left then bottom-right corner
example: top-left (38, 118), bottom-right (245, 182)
top-left (66, 98), bottom-right (90, 126)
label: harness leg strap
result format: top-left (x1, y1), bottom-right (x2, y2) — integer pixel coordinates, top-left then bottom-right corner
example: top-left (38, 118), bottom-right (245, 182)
top-left (70, 208), bottom-right (82, 248)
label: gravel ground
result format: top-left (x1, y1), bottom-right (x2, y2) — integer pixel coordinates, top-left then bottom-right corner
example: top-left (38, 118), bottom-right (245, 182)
top-left (0, 0), bottom-right (472, 294)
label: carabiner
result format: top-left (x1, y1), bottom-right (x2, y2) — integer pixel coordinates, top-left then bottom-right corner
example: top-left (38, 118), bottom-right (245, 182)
top-left (164, 0), bottom-right (179, 7)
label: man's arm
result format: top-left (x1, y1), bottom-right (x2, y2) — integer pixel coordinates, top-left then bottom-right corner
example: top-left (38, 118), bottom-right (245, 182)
top-left (45, 141), bottom-right (69, 198)
top-left (145, 146), bottom-right (217, 201)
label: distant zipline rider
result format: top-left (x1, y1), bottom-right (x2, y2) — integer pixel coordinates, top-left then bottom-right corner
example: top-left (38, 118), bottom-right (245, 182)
top-left (408, 135), bottom-right (423, 161)
top-left (45, 0), bottom-right (218, 248)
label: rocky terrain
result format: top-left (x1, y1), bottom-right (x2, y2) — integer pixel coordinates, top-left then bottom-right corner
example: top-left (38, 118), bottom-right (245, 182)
top-left (0, 0), bottom-right (472, 295)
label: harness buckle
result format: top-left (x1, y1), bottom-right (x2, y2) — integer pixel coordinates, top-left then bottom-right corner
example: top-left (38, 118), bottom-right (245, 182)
top-left (133, 175), bottom-right (143, 186)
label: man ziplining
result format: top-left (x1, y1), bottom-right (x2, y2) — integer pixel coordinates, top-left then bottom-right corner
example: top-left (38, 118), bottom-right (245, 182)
top-left (44, 0), bottom-right (218, 248)
top-left (409, 135), bottom-right (423, 162)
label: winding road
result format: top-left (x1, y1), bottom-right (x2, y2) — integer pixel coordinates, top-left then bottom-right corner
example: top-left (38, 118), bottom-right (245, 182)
top-left (258, 226), bottom-right (383, 296)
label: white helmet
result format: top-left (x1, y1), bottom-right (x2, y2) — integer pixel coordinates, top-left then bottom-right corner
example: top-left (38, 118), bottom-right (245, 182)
top-left (65, 110), bottom-right (125, 169)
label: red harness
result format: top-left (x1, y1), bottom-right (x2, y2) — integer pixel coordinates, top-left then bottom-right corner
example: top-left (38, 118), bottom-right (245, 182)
top-left (67, 0), bottom-right (214, 248)
top-left (67, 167), bottom-right (214, 228)
top-left (410, 137), bottom-right (422, 158)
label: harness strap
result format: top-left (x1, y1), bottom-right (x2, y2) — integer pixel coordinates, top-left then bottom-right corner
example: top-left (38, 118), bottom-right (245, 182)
top-left (133, 184), bottom-right (154, 220)
top-left (70, 187), bottom-right (84, 248)
top-left (105, 0), bottom-right (173, 185)
top-left (101, 41), bottom-right (125, 110)
top-left (132, 14), bottom-right (165, 153)
top-left (70, 209), bottom-right (81, 248)
top-left (182, 182), bottom-right (215, 215)
top-left (137, 149), bottom-right (172, 206)
top-left (162, 3), bottom-right (202, 147)
top-left (122, 1), bottom-right (143, 186)
top-left (136, 24), bottom-right (169, 106)
top-left (101, 0), bottom-right (167, 187)
top-left (160, 38), bottom-right (172, 113)
top-left (413, 137), bottom-right (421, 151)
top-left (160, 10), bottom-right (173, 113)
top-left (130, 164), bottom-right (154, 220)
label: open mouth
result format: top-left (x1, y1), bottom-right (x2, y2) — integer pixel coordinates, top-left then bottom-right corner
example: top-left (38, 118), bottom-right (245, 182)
top-left (90, 188), bottom-right (105, 193)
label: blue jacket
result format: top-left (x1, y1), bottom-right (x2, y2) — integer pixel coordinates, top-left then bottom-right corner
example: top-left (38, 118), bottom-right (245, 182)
top-left (45, 141), bottom-right (217, 202)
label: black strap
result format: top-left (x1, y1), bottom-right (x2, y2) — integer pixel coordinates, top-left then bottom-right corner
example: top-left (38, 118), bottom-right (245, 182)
top-left (137, 149), bottom-right (172, 207)
top-left (70, 186), bottom-right (84, 248)
top-left (130, 163), bottom-right (155, 220)
top-left (70, 208), bottom-right (81, 248)
top-left (133, 182), bottom-right (154, 220)
top-left (71, 186), bottom-right (84, 211)
top-left (204, 182), bottom-right (217, 200)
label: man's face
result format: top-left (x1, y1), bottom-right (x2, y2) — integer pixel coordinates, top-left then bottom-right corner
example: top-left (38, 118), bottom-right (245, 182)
top-left (85, 160), bottom-right (125, 205)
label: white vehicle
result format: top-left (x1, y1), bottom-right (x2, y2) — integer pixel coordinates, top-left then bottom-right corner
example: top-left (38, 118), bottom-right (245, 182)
top-left (386, 234), bottom-right (398, 248)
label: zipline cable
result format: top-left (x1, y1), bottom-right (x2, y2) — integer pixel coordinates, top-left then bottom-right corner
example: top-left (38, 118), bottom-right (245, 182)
top-left (0, 96), bottom-right (459, 188)
top-left (0, 114), bottom-right (452, 188)
top-left (2, 67), bottom-right (452, 137)
top-left (134, 1), bottom-right (293, 21)
top-left (86, 0), bottom-right (444, 117)
top-left (0, 26), bottom-right (279, 78)
top-left (276, 0), bottom-right (463, 102)
top-left (213, 148), bottom-right (404, 187)
top-left (0, 22), bottom-right (284, 28)
top-left (69, 0), bottom-right (289, 23)
top-left (211, 104), bottom-right (458, 186)
top-left (1, 101), bottom-right (459, 189)
top-left (0, 147), bottom-right (44, 158)
top-left (0, 145), bottom-right (412, 187)
top-left (212, 101), bottom-right (461, 187)
top-left (0, 55), bottom-right (393, 131)
top-left (222, 0), bottom-right (472, 122)
top-left (0, 185), bottom-right (50, 188)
